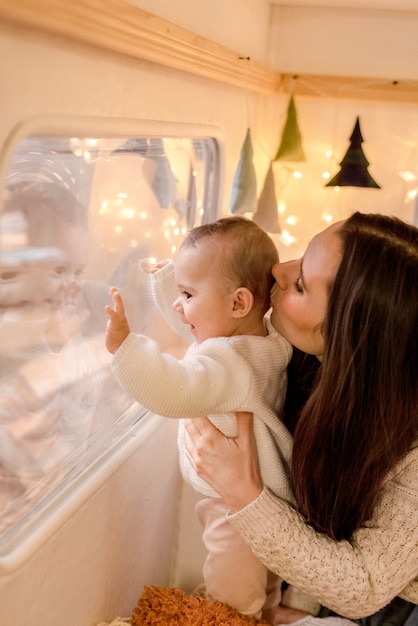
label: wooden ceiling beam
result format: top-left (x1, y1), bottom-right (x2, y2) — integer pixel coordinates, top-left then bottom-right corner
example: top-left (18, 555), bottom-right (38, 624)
top-left (0, 0), bottom-right (417, 104)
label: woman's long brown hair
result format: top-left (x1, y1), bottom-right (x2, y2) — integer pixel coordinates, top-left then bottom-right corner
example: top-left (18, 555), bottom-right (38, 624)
top-left (289, 212), bottom-right (418, 541)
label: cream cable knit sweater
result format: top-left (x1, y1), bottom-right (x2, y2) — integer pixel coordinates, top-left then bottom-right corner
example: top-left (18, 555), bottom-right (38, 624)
top-left (228, 444), bottom-right (418, 618)
top-left (111, 261), bottom-right (294, 500)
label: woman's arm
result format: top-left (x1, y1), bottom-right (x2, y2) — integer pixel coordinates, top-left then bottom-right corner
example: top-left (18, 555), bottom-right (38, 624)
top-left (184, 416), bottom-right (418, 619)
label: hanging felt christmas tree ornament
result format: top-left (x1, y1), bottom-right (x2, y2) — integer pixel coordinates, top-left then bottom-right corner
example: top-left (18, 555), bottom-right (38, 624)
top-left (143, 137), bottom-right (178, 207)
top-left (230, 128), bottom-right (257, 214)
top-left (111, 137), bottom-right (178, 207)
top-left (274, 95), bottom-right (306, 163)
top-left (326, 117), bottom-right (381, 188)
top-left (253, 93), bottom-right (305, 233)
top-left (253, 162), bottom-right (281, 233)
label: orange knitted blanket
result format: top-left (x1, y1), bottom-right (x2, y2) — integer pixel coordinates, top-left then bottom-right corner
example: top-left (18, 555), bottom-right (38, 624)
top-left (101, 584), bottom-right (270, 625)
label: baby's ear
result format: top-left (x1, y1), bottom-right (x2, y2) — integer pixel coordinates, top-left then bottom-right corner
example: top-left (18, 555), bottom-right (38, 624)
top-left (232, 287), bottom-right (254, 318)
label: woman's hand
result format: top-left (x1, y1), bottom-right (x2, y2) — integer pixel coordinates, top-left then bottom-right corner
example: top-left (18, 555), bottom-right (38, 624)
top-left (184, 412), bottom-right (263, 513)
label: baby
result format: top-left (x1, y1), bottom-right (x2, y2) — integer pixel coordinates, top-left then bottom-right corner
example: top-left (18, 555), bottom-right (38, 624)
top-left (105, 216), bottom-right (293, 621)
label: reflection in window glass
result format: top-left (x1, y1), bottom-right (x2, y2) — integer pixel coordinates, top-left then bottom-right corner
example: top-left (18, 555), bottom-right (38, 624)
top-left (0, 132), bottom-right (220, 553)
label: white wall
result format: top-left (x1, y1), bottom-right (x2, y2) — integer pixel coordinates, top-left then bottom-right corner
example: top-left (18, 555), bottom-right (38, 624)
top-left (0, 416), bottom-right (182, 625)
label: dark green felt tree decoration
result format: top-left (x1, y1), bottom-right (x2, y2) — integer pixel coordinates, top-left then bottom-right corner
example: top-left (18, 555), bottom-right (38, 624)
top-left (326, 117), bottom-right (381, 188)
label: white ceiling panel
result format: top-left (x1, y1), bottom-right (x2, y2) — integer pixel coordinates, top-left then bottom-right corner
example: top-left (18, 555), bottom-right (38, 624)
top-left (270, 0), bottom-right (418, 11)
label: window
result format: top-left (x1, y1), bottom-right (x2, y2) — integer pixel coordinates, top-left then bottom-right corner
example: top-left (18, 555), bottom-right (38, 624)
top-left (0, 120), bottom-right (221, 555)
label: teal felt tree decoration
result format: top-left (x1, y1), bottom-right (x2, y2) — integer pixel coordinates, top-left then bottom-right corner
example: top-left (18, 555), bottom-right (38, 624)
top-left (274, 95), bottom-right (306, 163)
top-left (230, 128), bottom-right (257, 214)
top-left (326, 117), bottom-right (381, 188)
top-left (253, 162), bottom-right (281, 233)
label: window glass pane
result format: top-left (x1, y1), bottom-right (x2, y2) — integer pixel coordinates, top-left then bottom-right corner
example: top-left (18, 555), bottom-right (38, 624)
top-left (0, 129), bottom-right (220, 554)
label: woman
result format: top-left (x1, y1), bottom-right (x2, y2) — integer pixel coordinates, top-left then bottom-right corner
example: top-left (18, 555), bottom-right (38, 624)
top-left (184, 212), bottom-right (418, 625)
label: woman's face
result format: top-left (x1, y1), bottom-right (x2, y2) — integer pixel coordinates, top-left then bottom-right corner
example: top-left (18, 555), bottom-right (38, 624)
top-left (270, 221), bottom-right (343, 359)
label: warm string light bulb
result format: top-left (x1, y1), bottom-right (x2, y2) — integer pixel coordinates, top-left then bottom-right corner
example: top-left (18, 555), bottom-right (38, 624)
top-left (98, 189), bottom-right (194, 254)
top-left (399, 163), bottom-right (418, 206)
top-left (322, 148), bottom-right (334, 182)
top-left (399, 171), bottom-right (416, 182)
top-left (280, 230), bottom-right (296, 245)
top-left (321, 211), bottom-right (334, 224)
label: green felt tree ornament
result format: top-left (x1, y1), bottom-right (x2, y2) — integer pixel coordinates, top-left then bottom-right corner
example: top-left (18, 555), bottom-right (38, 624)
top-left (253, 162), bottom-right (281, 233)
top-left (274, 95), bottom-right (306, 162)
top-left (326, 117), bottom-right (381, 188)
top-left (230, 128), bottom-right (258, 214)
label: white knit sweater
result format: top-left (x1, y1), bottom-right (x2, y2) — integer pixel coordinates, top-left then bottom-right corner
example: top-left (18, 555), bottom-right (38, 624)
top-left (228, 444), bottom-right (418, 618)
top-left (111, 261), bottom-right (294, 500)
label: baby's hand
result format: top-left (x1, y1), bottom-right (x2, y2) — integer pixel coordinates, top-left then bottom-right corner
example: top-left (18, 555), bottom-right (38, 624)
top-left (142, 258), bottom-right (170, 274)
top-left (105, 287), bottom-right (131, 354)
top-left (46, 280), bottom-right (90, 352)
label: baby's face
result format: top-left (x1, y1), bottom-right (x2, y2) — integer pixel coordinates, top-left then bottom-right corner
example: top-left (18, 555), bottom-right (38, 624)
top-left (0, 224), bottom-right (88, 314)
top-left (0, 259), bottom-right (84, 312)
top-left (172, 241), bottom-right (239, 343)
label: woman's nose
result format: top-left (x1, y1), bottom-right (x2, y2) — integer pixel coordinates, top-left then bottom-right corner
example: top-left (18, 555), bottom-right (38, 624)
top-left (272, 259), bottom-right (299, 289)
top-left (272, 261), bottom-right (289, 290)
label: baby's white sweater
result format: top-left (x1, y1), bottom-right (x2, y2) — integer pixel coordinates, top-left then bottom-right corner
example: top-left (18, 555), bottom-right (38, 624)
top-left (111, 261), bottom-right (293, 501)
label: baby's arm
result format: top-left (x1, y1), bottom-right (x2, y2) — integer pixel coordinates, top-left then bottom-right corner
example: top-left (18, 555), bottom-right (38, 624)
top-left (150, 260), bottom-right (193, 343)
top-left (105, 287), bottom-right (131, 354)
top-left (111, 335), bottom-right (252, 418)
